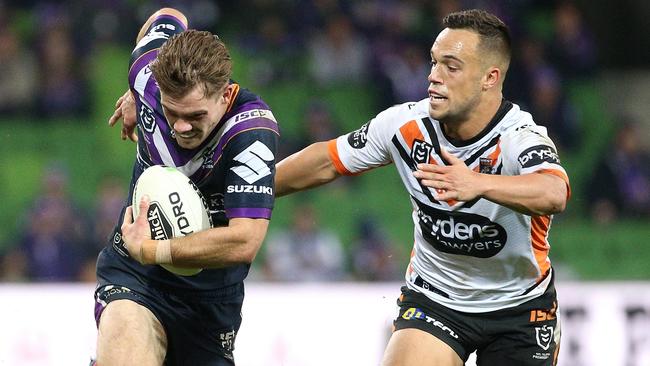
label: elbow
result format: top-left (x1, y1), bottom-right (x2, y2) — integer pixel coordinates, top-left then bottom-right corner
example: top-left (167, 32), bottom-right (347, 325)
top-left (235, 241), bottom-right (260, 264)
top-left (547, 196), bottom-right (567, 215)
top-left (536, 189), bottom-right (568, 216)
top-left (231, 233), bottom-right (265, 265)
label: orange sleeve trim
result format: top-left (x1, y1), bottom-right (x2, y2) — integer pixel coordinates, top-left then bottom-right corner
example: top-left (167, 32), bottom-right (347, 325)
top-left (531, 215), bottom-right (552, 280)
top-left (327, 139), bottom-right (353, 175)
top-left (537, 169), bottom-right (571, 200)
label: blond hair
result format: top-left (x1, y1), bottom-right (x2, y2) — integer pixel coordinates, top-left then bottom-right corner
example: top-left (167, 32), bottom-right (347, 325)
top-left (150, 30), bottom-right (232, 99)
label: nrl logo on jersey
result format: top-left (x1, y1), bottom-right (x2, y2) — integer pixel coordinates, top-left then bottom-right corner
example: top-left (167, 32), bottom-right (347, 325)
top-left (412, 140), bottom-right (433, 164)
top-left (140, 104), bottom-right (156, 133)
top-left (347, 121), bottom-right (371, 149)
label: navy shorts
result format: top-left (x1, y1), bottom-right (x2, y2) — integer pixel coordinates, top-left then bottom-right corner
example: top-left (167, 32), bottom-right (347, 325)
top-left (393, 279), bottom-right (561, 365)
top-left (94, 281), bottom-right (244, 366)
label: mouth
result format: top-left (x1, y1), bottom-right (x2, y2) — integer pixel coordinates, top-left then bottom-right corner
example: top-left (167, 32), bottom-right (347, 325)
top-left (429, 90), bottom-right (447, 101)
top-left (177, 132), bottom-right (198, 140)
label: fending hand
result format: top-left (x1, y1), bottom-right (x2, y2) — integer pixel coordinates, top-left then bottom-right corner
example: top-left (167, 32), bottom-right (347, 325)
top-left (413, 148), bottom-right (482, 202)
top-left (109, 89), bottom-right (138, 142)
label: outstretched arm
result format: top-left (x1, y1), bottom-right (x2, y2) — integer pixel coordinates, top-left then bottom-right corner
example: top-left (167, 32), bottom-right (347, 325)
top-left (108, 8), bottom-right (188, 142)
top-left (413, 148), bottom-right (568, 216)
top-left (275, 141), bottom-right (341, 197)
top-left (136, 8), bottom-right (187, 44)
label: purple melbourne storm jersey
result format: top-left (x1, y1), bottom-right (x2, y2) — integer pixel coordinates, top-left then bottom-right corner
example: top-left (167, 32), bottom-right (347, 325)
top-left (97, 13), bottom-right (279, 292)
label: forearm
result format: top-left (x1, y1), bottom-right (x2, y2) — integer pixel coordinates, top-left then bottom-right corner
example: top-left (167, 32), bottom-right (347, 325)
top-left (479, 172), bottom-right (568, 216)
top-left (275, 141), bottom-right (340, 197)
top-left (136, 8), bottom-right (188, 44)
top-left (140, 218), bottom-right (268, 268)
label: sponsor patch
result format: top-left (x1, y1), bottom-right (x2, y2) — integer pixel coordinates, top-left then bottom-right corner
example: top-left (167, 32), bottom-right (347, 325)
top-left (226, 185), bottom-right (273, 195)
top-left (518, 145), bottom-right (560, 168)
top-left (347, 121), bottom-right (371, 149)
top-left (401, 307), bottom-right (459, 339)
top-left (479, 158), bottom-right (494, 174)
top-left (230, 140), bottom-right (275, 184)
top-left (415, 199), bottom-right (507, 258)
top-left (233, 109), bottom-right (276, 124)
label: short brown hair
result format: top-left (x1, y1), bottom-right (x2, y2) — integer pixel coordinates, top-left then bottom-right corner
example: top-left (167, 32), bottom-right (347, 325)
top-left (443, 9), bottom-right (511, 69)
top-left (150, 30), bottom-right (232, 99)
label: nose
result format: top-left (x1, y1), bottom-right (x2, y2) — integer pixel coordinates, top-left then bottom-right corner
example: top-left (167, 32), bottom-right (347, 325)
top-left (428, 64), bottom-right (442, 85)
top-left (173, 119), bottom-right (192, 133)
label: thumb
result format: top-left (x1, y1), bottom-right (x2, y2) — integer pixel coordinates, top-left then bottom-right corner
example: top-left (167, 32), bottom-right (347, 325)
top-left (136, 195), bottom-right (151, 223)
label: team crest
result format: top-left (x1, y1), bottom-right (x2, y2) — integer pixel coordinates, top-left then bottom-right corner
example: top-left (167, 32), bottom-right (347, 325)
top-left (535, 325), bottom-right (554, 351)
top-left (411, 140), bottom-right (433, 164)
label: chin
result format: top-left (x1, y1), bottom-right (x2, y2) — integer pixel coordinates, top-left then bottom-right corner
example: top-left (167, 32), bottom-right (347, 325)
top-left (177, 140), bottom-right (199, 149)
top-left (428, 106), bottom-right (446, 121)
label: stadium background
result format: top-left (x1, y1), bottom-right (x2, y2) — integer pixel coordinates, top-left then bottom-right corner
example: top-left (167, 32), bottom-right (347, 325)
top-left (0, 0), bottom-right (648, 365)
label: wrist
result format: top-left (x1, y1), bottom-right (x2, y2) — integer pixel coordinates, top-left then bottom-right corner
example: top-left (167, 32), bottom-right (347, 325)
top-left (140, 239), bottom-right (172, 265)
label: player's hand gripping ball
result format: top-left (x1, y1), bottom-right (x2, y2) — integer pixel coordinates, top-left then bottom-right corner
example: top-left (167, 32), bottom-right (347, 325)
top-left (132, 165), bottom-right (212, 276)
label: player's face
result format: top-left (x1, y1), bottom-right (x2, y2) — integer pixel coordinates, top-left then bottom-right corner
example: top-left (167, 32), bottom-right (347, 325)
top-left (427, 28), bottom-right (486, 123)
top-left (161, 84), bottom-right (234, 149)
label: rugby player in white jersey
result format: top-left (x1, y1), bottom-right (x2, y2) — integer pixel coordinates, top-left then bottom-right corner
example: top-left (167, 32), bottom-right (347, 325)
top-left (275, 9), bottom-right (569, 366)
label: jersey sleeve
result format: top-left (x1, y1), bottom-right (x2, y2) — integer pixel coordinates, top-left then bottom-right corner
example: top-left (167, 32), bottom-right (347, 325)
top-left (221, 127), bottom-right (279, 219)
top-left (128, 14), bottom-right (187, 93)
top-left (501, 124), bottom-right (571, 198)
top-left (328, 106), bottom-right (400, 175)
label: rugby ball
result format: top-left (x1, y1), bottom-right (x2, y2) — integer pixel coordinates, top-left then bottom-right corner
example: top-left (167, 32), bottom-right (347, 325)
top-left (132, 165), bottom-right (212, 276)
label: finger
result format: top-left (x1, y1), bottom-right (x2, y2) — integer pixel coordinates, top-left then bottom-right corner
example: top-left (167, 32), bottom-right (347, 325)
top-left (108, 109), bottom-right (122, 126)
top-left (114, 95), bottom-right (124, 108)
top-left (434, 189), bottom-right (455, 201)
top-left (128, 130), bottom-right (138, 142)
top-left (414, 167), bottom-right (446, 181)
top-left (123, 206), bottom-right (134, 227)
top-left (440, 148), bottom-right (462, 165)
top-left (415, 163), bottom-right (446, 174)
top-left (421, 179), bottom-right (448, 190)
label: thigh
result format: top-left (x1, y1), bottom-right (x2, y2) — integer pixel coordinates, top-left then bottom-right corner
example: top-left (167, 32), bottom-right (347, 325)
top-left (381, 328), bottom-right (463, 366)
top-left (390, 286), bottom-right (479, 365)
top-left (478, 284), bottom-right (561, 366)
top-left (97, 298), bottom-right (167, 366)
top-left (162, 292), bottom-right (244, 366)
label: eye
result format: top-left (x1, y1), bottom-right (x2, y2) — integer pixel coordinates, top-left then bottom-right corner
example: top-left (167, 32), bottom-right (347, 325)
top-left (430, 60), bottom-right (437, 67)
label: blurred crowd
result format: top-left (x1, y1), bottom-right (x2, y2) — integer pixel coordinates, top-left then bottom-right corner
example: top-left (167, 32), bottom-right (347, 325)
top-left (1, 0), bottom-right (648, 283)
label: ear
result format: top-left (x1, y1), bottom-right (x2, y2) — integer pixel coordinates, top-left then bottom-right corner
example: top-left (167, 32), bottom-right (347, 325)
top-left (221, 84), bottom-right (236, 105)
top-left (482, 67), bottom-right (501, 90)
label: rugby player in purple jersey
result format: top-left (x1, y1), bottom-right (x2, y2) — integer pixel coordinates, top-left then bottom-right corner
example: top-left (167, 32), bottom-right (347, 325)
top-left (94, 8), bottom-right (279, 365)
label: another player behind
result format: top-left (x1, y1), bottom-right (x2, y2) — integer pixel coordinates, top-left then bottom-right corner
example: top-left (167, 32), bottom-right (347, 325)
top-left (94, 8), bottom-right (279, 366)
top-left (275, 9), bottom-right (569, 366)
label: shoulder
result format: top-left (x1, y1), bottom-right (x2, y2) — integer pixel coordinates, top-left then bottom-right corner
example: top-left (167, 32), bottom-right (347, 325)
top-left (500, 103), bottom-right (553, 145)
top-left (377, 99), bottom-right (429, 120)
top-left (224, 86), bottom-right (278, 136)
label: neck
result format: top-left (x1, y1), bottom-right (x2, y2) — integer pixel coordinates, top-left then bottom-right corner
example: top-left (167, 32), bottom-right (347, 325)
top-left (442, 93), bottom-right (502, 141)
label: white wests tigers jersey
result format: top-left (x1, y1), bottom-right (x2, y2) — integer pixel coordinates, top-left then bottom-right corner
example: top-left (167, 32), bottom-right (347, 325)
top-left (328, 99), bottom-right (570, 312)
